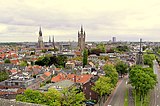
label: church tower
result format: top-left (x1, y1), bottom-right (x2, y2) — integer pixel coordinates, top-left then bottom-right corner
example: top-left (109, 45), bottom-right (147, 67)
top-left (78, 25), bottom-right (86, 52)
top-left (52, 35), bottom-right (56, 49)
top-left (38, 27), bottom-right (44, 48)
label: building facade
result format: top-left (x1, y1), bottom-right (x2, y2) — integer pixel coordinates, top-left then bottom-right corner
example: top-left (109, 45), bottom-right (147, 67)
top-left (78, 26), bottom-right (86, 52)
top-left (38, 27), bottom-right (44, 48)
top-left (112, 37), bottom-right (116, 43)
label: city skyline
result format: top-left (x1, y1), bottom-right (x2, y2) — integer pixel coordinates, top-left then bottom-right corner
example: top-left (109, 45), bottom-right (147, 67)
top-left (0, 0), bottom-right (160, 42)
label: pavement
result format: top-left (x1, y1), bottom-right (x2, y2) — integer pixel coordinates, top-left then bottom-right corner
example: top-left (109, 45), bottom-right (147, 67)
top-left (150, 60), bottom-right (160, 106)
top-left (104, 76), bottom-right (128, 106)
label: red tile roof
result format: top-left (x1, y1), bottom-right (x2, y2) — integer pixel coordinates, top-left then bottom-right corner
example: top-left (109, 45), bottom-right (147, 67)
top-left (51, 73), bottom-right (66, 82)
top-left (74, 51), bottom-right (81, 56)
top-left (44, 71), bottom-right (51, 77)
top-left (77, 74), bottom-right (92, 84)
top-left (10, 69), bottom-right (17, 73)
top-left (51, 73), bottom-right (92, 84)
top-left (10, 59), bottom-right (19, 65)
top-left (55, 68), bottom-right (61, 71)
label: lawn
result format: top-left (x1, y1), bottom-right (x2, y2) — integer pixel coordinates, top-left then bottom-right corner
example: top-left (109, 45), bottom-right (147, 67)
top-left (124, 88), bottom-right (128, 106)
top-left (133, 90), bottom-right (150, 106)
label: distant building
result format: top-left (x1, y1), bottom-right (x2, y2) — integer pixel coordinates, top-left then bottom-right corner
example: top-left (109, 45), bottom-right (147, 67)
top-left (112, 37), bottom-right (116, 42)
top-left (52, 35), bottom-right (56, 49)
top-left (49, 36), bottom-right (51, 43)
top-left (38, 27), bottom-right (44, 48)
top-left (78, 26), bottom-right (86, 52)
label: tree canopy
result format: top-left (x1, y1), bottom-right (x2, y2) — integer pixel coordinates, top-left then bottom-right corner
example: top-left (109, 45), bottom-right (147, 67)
top-left (35, 55), bottom-right (67, 68)
top-left (115, 61), bottom-right (128, 77)
top-left (0, 70), bottom-right (9, 82)
top-left (103, 64), bottom-right (118, 86)
top-left (143, 54), bottom-right (155, 67)
top-left (4, 59), bottom-right (11, 63)
top-left (61, 87), bottom-right (85, 106)
top-left (20, 61), bottom-right (28, 66)
top-left (92, 76), bottom-right (113, 106)
top-left (115, 45), bottom-right (129, 53)
top-left (129, 65), bottom-right (157, 101)
top-left (88, 43), bottom-right (106, 56)
top-left (83, 49), bottom-right (88, 67)
top-left (16, 88), bottom-right (85, 106)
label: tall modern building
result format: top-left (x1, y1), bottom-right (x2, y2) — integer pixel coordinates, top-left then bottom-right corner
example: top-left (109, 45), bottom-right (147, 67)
top-left (112, 37), bottom-right (116, 43)
top-left (78, 26), bottom-right (86, 52)
top-left (38, 27), bottom-right (44, 48)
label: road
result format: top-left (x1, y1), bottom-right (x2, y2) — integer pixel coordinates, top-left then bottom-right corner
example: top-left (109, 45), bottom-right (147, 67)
top-left (150, 60), bottom-right (160, 106)
top-left (105, 76), bottom-right (128, 106)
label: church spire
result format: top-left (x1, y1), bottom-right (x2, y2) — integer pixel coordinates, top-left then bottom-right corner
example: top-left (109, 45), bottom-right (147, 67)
top-left (39, 27), bottom-right (42, 36)
top-left (84, 31), bottom-right (86, 36)
top-left (80, 25), bottom-right (83, 34)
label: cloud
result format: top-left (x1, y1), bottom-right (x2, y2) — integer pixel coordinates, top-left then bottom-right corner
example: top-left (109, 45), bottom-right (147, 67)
top-left (0, 0), bottom-right (160, 42)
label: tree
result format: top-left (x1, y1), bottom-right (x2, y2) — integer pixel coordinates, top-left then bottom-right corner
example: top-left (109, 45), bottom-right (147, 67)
top-left (69, 56), bottom-right (82, 61)
top-left (115, 61), bottom-right (128, 77)
top-left (115, 45), bottom-right (129, 52)
top-left (98, 56), bottom-right (109, 61)
top-left (56, 55), bottom-right (67, 68)
top-left (143, 54), bottom-right (155, 67)
top-left (44, 88), bottom-right (61, 106)
top-left (20, 61), bottom-right (28, 66)
top-left (35, 56), bottom-right (51, 66)
top-left (16, 88), bottom-right (85, 106)
top-left (103, 64), bottom-right (118, 86)
top-left (89, 48), bottom-right (102, 56)
top-left (83, 49), bottom-right (88, 67)
top-left (4, 59), bottom-right (11, 63)
top-left (96, 43), bottom-right (106, 53)
top-left (0, 70), bottom-right (9, 82)
top-left (30, 52), bottom-right (35, 55)
top-left (42, 56), bottom-right (50, 66)
top-left (92, 76), bottom-right (113, 106)
top-left (16, 89), bottom-right (45, 104)
top-left (41, 49), bottom-right (47, 53)
top-left (61, 87), bottom-right (85, 106)
top-left (129, 65), bottom-right (157, 102)
top-left (16, 89), bottom-right (61, 106)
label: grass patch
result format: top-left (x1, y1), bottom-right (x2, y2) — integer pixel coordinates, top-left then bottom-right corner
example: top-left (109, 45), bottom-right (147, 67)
top-left (124, 88), bottom-right (128, 106)
top-left (133, 90), bottom-right (150, 106)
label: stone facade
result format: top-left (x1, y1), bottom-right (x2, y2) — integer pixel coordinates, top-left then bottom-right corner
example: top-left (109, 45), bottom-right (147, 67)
top-left (78, 26), bottom-right (86, 52)
top-left (38, 27), bottom-right (44, 48)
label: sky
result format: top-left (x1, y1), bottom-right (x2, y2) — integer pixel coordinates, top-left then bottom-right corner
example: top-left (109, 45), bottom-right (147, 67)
top-left (0, 0), bottom-right (160, 42)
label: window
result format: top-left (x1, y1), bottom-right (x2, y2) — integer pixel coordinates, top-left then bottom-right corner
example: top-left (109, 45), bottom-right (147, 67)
top-left (15, 82), bottom-right (18, 86)
top-left (90, 92), bottom-right (92, 95)
top-left (90, 97), bottom-right (91, 100)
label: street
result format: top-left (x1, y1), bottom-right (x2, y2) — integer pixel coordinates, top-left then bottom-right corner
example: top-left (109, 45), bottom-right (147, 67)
top-left (150, 60), bottom-right (160, 106)
top-left (105, 76), bottom-right (128, 106)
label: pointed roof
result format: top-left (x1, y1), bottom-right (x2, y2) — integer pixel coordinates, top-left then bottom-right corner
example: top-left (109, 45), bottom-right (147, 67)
top-left (84, 31), bottom-right (86, 35)
top-left (80, 25), bottom-right (83, 33)
top-left (39, 27), bottom-right (42, 36)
